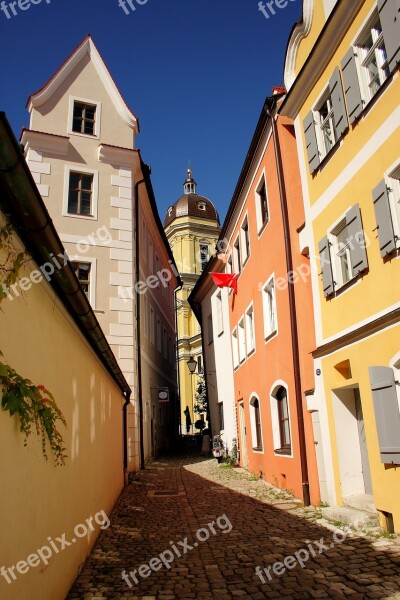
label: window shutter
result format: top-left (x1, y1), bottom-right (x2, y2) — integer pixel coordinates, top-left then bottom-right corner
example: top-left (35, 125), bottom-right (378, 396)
top-left (303, 111), bottom-right (320, 174)
top-left (329, 67), bottom-right (348, 140)
top-left (341, 48), bottom-right (363, 124)
top-left (378, 0), bottom-right (400, 74)
top-left (346, 204), bottom-right (368, 274)
top-left (369, 366), bottom-right (400, 464)
top-left (372, 180), bottom-right (396, 256)
top-left (318, 236), bottom-right (334, 297)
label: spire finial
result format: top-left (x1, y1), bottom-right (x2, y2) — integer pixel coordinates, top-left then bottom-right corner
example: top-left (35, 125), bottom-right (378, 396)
top-left (183, 164), bottom-right (197, 194)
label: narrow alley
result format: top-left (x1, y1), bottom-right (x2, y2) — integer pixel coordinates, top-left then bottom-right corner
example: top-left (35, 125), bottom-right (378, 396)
top-left (67, 456), bottom-right (400, 600)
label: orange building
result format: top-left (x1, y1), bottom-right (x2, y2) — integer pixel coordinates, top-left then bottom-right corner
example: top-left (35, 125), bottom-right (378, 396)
top-left (216, 92), bottom-right (320, 504)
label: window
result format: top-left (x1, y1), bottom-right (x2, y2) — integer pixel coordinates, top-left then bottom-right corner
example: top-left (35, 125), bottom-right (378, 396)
top-left (218, 402), bottom-right (224, 432)
top-left (207, 314), bottom-right (213, 344)
top-left (157, 318), bottom-right (162, 353)
top-left (319, 204), bottom-right (368, 297)
top-left (238, 318), bottom-right (246, 364)
top-left (276, 387), bottom-right (291, 453)
top-left (197, 355), bottom-right (203, 374)
top-left (372, 167), bottom-right (400, 256)
top-left (245, 304), bottom-right (255, 355)
top-left (68, 172), bottom-right (94, 216)
top-left (72, 262), bottom-right (91, 297)
top-left (72, 101), bottom-right (96, 136)
top-left (198, 202), bottom-right (206, 211)
top-left (255, 176), bottom-right (269, 232)
top-left (240, 217), bottom-right (250, 265)
top-left (216, 292), bottom-right (223, 335)
top-left (231, 328), bottom-right (239, 369)
top-left (226, 254), bottom-right (233, 274)
top-left (250, 397), bottom-right (263, 451)
top-left (262, 278), bottom-right (277, 340)
top-left (200, 244), bottom-right (209, 271)
top-left (233, 237), bottom-right (241, 274)
top-left (356, 12), bottom-right (389, 103)
top-left (316, 91), bottom-right (337, 157)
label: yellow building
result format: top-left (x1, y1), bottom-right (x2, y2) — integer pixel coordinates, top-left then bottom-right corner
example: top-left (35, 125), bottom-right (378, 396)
top-left (164, 170), bottom-right (220, 434)
top-left (282, 0), bottom-right (400, 531)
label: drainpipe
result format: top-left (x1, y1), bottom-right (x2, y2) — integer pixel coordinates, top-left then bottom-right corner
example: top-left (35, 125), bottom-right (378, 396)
top-left (123, 389), bottom-right (132, 482)
top-left (134, 176), bottom-right (146, 470)
top-left (266, 103), bottom-right (311, 506)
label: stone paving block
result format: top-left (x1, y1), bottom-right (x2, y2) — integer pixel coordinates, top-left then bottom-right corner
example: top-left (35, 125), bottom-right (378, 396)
top-left (66, 455), bottom-right (400, 600)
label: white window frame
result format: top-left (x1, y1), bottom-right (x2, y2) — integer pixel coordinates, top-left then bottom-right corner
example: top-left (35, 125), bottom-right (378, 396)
top-left (63, 165), bottom-right (99, 220)
top-left (386, 163), bottom-right (400, 249)
top-left (314, 88), bottom-right (337, 159)
top-left (270, 381), bottom-right (293, 458)
top-left (216, 291), bottom-right (224, 336)
top-left (70, 256), bottom-right (97, 309)
top-left (245, 303), bottom-right (255, 356)
top-left (262, 276), bottom-right (277, 341)
top-left (255, 169), bottom-right (270, 235)
top-left (329, 215), bottom-right (353, 289)
top-left (231, 327), bottom-right (239, 370)
top-left (390, 353), bottom-right (400, 414)
top-left (240, 213), bottom-right (251, 266)
top-left (233, 236), bottom-right (241, 274)
top-left (238, 317), bottom-right (246, 364)
top-left (249, 394), bottom-right (264, 453)
top-left (355, 9), bottom-right (390, 105)
top-left (68, 96), bottom-right (102, 139)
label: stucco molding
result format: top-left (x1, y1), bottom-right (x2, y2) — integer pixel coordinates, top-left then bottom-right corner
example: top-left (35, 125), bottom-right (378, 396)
top-left (98, 143), bottom-right (138, 167)
top-left (284, 0), bottom-right (315, 91)
top-left (21, 129), bottom-right (69, 157)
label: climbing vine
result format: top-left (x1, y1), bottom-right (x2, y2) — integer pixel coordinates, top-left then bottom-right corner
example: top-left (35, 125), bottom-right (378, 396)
top-left (0, 221), bottom-right (67, 465)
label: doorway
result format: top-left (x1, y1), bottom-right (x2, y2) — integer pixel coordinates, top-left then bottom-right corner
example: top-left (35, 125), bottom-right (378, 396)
top-left (238, 402), bottom-right (248, 468)
top-left (332, 387), bottom-right (373, 497)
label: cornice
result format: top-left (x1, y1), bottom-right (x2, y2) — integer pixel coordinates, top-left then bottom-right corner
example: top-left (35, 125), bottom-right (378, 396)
top-left (21, 129), bottom-right (70, 157)
top-left (284, 0), bottom-right (315, 91)
top-left (98, 143), bottom-right (138, 167)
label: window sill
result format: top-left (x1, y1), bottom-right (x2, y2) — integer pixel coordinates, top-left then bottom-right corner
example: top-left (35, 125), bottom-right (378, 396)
top-left (252, 446), bottom-right (263, 453)
top-left (246, 347), bottom-right (256, 358)
top-left (327, 271), bottom-right (365, 299)
top-left (64, 212), bottom-right (96, 220)
top-left (257, 219), bottom-right (269, 238)
top-left (68, 130), bottom-right (99, 141)
top-left (274, 448), bottom-right (292, 456)
top-left (264, 330), bottom-right (277, 343)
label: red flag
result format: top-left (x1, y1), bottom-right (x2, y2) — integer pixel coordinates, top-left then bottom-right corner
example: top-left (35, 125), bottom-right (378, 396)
top-left (210, 273), bottom-right (239, 294)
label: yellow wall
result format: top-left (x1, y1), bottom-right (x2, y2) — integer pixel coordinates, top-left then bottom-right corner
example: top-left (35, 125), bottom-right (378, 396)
top-left (0, 220), bottom-right (124, 600)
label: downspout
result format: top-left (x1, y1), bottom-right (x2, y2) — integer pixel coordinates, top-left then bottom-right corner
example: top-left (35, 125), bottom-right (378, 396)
top-left (174, 281), bottom-right (183, 438)
top-left (123, 390), bottom-right (132, 482)
top-left (134, 176), bottom-right (146, 470)
top-left (266, 103), bottom-right (311, 506)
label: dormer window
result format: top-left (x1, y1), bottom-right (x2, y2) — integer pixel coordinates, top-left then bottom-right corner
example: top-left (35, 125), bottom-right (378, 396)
top-left (168, 206), bottom-right (173, 217)
top-left (72, 102), bottom-right (96, 135)
top-left (198, 202), bottom-right (206, 211)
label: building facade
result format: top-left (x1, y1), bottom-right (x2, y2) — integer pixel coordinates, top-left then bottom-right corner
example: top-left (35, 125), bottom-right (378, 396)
top-left (190, 92), bottom-right (321, 505)
top-left (21, 35), bottom-right (179, 469)
top-left (164, 171), bottom-right (220, 434)
top-left (282, 0), bottom-right (400, 530)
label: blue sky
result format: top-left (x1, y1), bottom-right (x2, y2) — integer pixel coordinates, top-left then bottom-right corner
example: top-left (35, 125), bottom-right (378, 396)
top-left (0, 0), bottom-right (302, 223)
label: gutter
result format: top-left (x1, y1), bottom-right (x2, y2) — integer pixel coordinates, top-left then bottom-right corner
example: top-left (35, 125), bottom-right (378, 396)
top-left (265, 101), bottom-right (310, 506)
top-left (0, 112), bottom-right (131, 398)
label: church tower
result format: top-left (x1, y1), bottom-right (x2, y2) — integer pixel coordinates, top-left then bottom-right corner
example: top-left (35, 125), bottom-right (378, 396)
top-left (164, 169), bottom-right (220, 434)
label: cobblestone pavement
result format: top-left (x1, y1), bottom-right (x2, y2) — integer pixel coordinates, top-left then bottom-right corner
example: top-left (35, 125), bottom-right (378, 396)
top-left (67, 455), bottom-right (400, 600)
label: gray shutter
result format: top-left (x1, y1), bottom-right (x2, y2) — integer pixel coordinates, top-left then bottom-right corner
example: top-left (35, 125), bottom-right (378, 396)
top-left (341, 48), bottom-right (363, 124)
top-left (303, 111), bottom-right (320, 174)
top-left (378, 0), bottom-right (400, 73)
top-left (372, 180), bottom-right (396, 256)
top-left (369, 366), bottom-right (400, 464)
top-left (346, 204), bottom-right (368, 275)
top-left (329, 67), bottom-right (348, 140)
top-left (318, 236), bottom-right (334, 296)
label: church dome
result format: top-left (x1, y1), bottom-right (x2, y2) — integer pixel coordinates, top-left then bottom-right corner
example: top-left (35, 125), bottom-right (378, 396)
top-left (164, 169), bottom-right (220, 227)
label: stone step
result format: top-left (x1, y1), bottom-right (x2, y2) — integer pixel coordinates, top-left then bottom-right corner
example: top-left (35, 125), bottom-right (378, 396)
top-left (321, 506), bottom-right (380, 528)
top-left (343, 494), bottom-right (377, 514)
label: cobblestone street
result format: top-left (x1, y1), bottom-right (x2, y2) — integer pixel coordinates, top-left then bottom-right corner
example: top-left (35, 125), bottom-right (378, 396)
top-left (67, 456), bottom-right (400, 600)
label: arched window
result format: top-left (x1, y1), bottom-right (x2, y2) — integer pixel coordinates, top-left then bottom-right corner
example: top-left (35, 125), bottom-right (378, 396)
top-left (276, 386), bottom-right (291, 452)
top-left (249, 397), bottom-right (263, 451)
